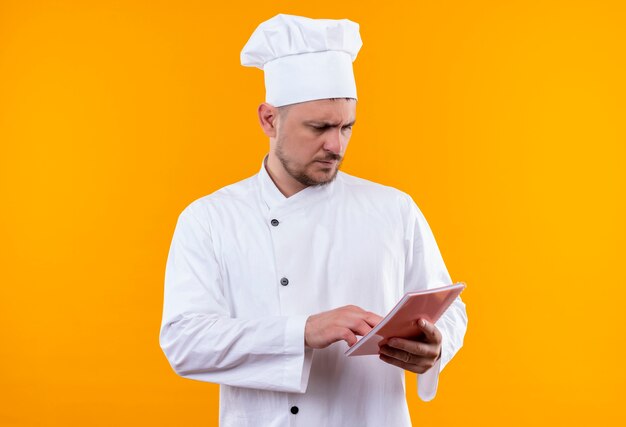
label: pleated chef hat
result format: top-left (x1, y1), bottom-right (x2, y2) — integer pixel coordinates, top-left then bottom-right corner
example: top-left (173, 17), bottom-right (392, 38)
top-left (240, 14), bottom-right (362, 107)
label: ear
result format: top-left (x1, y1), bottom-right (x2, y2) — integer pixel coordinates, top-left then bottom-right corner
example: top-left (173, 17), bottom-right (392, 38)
top-left (258, 103), bottom-right (279, 138)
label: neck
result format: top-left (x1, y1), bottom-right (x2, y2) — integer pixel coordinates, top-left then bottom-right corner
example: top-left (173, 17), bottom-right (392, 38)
top-left (265, 154), bottom-right (307, 198)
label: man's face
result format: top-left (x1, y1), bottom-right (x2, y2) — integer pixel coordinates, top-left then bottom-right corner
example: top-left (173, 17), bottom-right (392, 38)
top-left (272, 98), bottom-right (356, 187)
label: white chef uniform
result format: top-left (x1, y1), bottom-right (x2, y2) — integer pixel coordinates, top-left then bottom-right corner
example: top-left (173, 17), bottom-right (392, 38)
top-left (159, 155), bottom-right (468, 426)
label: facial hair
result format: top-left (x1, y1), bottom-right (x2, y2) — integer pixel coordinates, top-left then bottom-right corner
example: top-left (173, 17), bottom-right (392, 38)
top-left (275, 136), bottom-right (343, 188)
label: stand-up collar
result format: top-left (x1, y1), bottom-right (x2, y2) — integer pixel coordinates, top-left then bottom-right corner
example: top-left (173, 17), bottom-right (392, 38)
top-left (257, 154), bottom-right (336, 214)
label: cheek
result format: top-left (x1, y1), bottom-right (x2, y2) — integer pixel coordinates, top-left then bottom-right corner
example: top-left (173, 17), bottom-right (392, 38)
top-left (292, 132), bottom-right (322, 156)
top-left (279, 126), bottom-right (326, 161)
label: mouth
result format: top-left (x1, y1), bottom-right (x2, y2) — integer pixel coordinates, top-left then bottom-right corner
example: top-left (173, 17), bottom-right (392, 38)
top-left (315, 159), bottom-right (338, 165)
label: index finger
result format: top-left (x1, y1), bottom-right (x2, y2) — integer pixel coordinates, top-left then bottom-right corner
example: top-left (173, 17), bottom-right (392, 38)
top-left (417, 318), bottom-right (441, 343)
top-left (364, 312), bottom-right (383, 328)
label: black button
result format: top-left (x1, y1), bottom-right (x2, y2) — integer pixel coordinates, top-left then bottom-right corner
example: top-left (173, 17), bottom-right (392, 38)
top-left (280, 277), bottom-right (289, 286)
top-left (290, 406), bottom-right (299, 414)
top-left (271, 219), bottom-right (279, 226)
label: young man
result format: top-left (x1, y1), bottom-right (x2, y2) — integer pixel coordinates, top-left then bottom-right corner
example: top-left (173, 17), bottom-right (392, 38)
top-left (160, 14), bottom-right (467, 426)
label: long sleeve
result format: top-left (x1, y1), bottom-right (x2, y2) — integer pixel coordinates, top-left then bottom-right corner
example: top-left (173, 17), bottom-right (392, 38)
top-left (159, 204), bottom-right (313, 392)
top-left (402, 196), bottom-right (468, 401)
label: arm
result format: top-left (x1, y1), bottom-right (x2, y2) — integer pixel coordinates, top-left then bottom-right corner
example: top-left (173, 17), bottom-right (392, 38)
top-left (380, 195), bottom-right (468, 401)
top-left (159, 204), bottom-right (312, 393)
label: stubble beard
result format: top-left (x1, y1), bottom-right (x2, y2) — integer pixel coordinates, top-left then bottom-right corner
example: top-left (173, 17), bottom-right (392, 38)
top-left (275, 137), bottom-right (343, 188)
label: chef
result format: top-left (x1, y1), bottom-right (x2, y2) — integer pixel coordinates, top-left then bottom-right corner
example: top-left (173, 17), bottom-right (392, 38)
top-left (159, 14), bottom-right (468, 427)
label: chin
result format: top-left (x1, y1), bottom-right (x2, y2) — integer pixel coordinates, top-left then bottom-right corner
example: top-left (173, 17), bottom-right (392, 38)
top-left (311, 169), bottom-right (339, 185)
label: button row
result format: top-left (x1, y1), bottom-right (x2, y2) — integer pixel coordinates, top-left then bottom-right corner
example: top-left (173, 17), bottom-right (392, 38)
top-left (272, 216), bottom-right (296, 417)
top-left (272, 219), bottom-right (286, 287)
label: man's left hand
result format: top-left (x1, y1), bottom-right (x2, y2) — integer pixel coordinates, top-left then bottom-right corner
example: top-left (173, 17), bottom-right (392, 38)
top-left (378, 318), bottom-right (442, 374)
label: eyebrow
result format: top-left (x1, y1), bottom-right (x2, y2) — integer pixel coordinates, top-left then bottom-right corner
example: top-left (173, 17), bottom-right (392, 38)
top-left (304, 119), bottom-right (356, 128)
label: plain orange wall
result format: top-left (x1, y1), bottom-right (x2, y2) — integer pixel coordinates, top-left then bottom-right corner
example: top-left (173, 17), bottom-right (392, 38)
top-left (1, 0), bottom-right (624, 425)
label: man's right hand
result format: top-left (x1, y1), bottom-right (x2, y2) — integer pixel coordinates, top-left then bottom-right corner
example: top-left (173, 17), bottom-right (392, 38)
top-left (304, 305), bottom-right (383, 349)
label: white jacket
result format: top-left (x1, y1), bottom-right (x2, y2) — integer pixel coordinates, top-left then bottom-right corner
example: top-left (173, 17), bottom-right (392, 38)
top-left (160, 156), bottom-right (468, 426)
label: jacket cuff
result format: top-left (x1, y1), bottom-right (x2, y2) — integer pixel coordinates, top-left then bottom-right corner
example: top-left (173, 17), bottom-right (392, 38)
top-left (283, 315), bottom-right (314, 393)
top-left (417, 357), bottom-right (441, 401)
top-left (417, 325), bottom-right (449, 401)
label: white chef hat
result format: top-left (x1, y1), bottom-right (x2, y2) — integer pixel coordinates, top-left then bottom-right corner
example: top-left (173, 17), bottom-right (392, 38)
top-left (240, 14), bottom-right (362, 107)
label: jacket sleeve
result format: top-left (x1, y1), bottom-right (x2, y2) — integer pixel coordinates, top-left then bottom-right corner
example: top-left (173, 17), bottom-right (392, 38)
top-left (402, 195), bottom-right (468, 401)
top-left (159, 204), bottom-right (313, 392)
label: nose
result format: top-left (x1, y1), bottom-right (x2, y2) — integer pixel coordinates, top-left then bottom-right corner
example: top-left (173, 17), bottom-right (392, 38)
top-left (323, 129), bottom-right (344, 155)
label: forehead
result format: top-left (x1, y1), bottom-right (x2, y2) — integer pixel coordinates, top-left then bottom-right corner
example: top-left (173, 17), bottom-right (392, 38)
top-left (287, 99), bottom-right (356, 122)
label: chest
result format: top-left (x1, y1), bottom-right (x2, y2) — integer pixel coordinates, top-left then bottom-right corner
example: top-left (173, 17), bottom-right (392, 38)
top-left (212, 199), bottom-right (406, 318)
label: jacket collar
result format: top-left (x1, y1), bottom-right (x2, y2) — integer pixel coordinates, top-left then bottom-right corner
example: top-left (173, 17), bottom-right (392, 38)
top-left (258, 154), bottom-right (335, 214)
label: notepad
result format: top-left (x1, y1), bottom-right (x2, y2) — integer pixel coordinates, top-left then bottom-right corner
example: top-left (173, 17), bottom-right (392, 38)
top-left (345, 282), bottom-right (466, 356)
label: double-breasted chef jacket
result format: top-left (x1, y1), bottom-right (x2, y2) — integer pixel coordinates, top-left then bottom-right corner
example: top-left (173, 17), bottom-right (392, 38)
top-left (160, 155), bottom-right (468, 426)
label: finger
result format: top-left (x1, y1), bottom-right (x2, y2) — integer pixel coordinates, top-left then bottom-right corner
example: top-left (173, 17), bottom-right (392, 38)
top-left (379, 345), bottom-right (432, 367)
top-left (364, 312), bottom-right (383, 327)
top-left (352, 319), bottom-right (373, 337)
top-left (417, 318), bottom-right (442, 344)
top-left (337, 327), bottom-right (358, 347)
top-left (344, 308), bottom-right (382, 330)
top-left (379, 345), bottom-right (413, 364)
top-left (379, 353), bottom-right (431, 374)
top-left (386, 338), bottom-right (440, 359)
top-left (345, 307), bottom-right (382, 328)
top-left (379, 344), bottom-right (435, 366)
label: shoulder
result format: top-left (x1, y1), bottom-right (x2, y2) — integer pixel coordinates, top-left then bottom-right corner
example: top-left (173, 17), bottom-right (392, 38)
top-left (178, 174), bottom-right (259, 224)
top-left (336, 171), bottom-right (416, 212)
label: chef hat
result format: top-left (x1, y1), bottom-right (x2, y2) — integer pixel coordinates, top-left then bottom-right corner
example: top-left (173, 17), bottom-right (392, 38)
top-left (241, 14), bottom-right (362, 107)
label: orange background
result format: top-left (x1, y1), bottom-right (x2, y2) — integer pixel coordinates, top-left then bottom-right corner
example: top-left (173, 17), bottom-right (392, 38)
top-left (1, 0), bottom-right (625, 425)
